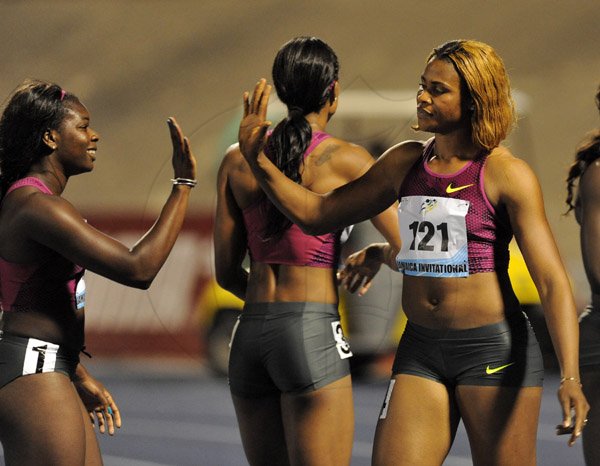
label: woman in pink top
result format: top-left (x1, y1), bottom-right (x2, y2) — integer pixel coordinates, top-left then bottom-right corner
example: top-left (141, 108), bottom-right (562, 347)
top-left (0, 79), bottom-right (196, 465)
top-left (239, 40), bottom-right (589, 465)
top-left (214, 36), bottom-right (400, 465)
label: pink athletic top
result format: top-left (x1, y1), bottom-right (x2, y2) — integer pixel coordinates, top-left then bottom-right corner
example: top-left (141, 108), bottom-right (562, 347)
top-left (242, 131), bottom-right (341, 268)
top-left (0, 177), bottom-right (85, 313)
top-left (399, 139), bottom-right (512, 273)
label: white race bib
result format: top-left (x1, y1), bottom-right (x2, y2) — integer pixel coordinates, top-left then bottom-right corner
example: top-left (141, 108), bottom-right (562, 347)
top-left (396, 196), bottom-right (470, 277)
top-left (76, 277), bottom-right (86, 310)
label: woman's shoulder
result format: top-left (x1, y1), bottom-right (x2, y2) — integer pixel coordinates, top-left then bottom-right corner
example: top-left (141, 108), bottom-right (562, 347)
top-left (383, 139), bottom-right (427, 158)
top-left (220, 143), bottom-right (254, 176)
top-left (580, 159), bottom-right (600, 197)
top-left (485, 146), bottom-right (531, 174)
top-left (0, 183), bottom-right (82, 245)
top-left (218, 142), bottom-right (263, 205)
top-left (484, 146), bottom-right (542, 203)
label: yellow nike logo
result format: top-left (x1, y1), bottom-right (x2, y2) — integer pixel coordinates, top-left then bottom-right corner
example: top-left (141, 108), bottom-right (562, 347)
top-left (446, 183), bottom-right (474, 194)
top-left (485, 362), bottom-right (515, 375)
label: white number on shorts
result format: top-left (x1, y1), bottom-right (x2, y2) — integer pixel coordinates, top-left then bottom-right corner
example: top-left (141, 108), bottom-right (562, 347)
top-left (331, 321), bottom-right (353, 359)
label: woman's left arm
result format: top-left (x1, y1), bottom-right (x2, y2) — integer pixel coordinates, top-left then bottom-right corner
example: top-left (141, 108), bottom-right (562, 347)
top-left (332, 144), bottom-right (401, 295)
top-left (213, 147), bottom-right (249, 300)
top-left (490, 151), bottom-right (589, 446)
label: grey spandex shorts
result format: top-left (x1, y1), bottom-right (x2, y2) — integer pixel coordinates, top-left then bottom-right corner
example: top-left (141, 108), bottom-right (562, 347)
top-left (0, 331), bottom-right (79, 389)
top-left (228, 302), bottom-right (352, 397)
top-left (392, 311), bottom-right (544, 387)
top-left (580, 306), bottom-right (600, 370)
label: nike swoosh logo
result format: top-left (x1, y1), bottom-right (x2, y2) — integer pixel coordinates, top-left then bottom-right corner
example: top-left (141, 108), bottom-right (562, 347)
top-left (485, 362), bottom-right (515, 375)
top-left (446, 183), bottom-right (474, 194)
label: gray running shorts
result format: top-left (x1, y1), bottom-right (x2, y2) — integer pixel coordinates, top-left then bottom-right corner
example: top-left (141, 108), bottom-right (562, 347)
top-left (228, 302), bottom-right (352, 397)
top-left (0, 331), bottom-right (79, 389)
top-left (580, 306), bottom-right (600, 370)
top-left (391, 311), bottom-right (544, 387)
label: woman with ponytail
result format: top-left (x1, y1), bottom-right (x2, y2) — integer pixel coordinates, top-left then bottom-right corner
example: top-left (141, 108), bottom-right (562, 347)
top-left (566, 84), bottom-right (600, 465)
top-left (214, 36), bottom-right (399, 465)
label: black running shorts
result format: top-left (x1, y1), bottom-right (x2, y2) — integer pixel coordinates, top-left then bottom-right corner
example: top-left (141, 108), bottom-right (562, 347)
top-left (0, 331), bottom-right (79, 389)
top-left (391, 311), bottom-right (544, 387)
top-left (228, 302), bottom-right (352, 397)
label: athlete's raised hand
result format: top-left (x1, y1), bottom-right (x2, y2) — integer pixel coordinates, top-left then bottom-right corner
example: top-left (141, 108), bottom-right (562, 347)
top-left (239, 78), bottom-right (272, 163)
top-left (167, 117), bottom-right (197, 182)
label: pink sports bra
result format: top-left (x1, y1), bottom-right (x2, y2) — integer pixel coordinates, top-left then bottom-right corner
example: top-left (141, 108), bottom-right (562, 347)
top-left (398, 139), bottom-right (512, 274)
top-left (242, 131), bottom-right (341, 268)
top-left (0, 177), bottom-right (85, 313)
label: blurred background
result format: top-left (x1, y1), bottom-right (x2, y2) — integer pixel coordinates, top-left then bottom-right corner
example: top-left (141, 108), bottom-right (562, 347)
top-left (1, 0), bottom-right (598, 369)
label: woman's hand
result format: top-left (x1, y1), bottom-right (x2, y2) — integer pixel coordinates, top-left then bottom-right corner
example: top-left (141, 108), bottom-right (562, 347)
top-left (238, 78), bottom-right (272, 163)
top-left (338, 244), bottom-right (387, 296)
top-left (557, 379), bottom-right (590, 446)
top-left (74, 364), bottom-right (122, 436)
top-left (167, 117), bottom-right (197, 181)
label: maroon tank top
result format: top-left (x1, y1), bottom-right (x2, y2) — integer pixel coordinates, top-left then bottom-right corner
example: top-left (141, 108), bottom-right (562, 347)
top-left (242, 131), bottom-right (341, 268)
top-left (399, 139), bottom-right (512, 273)
top-left (0, 177), bottom-right (85, 312)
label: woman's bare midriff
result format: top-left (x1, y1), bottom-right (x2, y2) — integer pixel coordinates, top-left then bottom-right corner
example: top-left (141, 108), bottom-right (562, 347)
top-left (1, 308), bottom-right (85, 351)
top-left (402, 271), bottom-right (521, 329)
top-left (245, 261), bottom-right (339, 304)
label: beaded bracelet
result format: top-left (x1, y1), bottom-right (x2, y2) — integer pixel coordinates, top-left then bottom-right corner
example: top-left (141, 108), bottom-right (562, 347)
top-left (171, 178), bottom-right (197, 188)
top-left (560, 376), bottom-right (582, 386)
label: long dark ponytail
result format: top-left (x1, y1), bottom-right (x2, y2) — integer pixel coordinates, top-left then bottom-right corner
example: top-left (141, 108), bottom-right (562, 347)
top-left (566, 85), bottom-right (600, 212)
top-left (263, 36), bottom-right (339, 238)
top-left (0, 79), bottom-right (76, 197)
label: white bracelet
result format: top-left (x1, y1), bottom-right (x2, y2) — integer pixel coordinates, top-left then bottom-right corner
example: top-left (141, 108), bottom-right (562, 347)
top-left (171, 178), bottom-right (197, 188)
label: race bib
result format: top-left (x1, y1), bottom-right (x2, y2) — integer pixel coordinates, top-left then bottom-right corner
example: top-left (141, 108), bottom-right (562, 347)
top-left (396, 196), bottom-right (470, 277)
top-left (75, 278), bottom-right (86, 310)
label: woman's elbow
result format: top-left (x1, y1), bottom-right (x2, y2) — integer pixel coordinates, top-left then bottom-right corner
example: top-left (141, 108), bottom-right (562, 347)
top-left (124, 274), bottom-right (155, 290)
top-left (124, 263), bottom-right (160, 289)
top-left (297, 217), bottom-right (330, 236)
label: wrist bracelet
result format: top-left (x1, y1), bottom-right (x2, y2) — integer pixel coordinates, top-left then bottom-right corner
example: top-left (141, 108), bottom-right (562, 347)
top-left (560, 376), bottom-right (582, 386)
top-left (171, 177), bottom-right (197, 188)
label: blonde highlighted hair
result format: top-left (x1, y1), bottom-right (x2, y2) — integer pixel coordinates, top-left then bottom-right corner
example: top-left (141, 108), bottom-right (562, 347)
top-left (428, 40), bottom-right (516, 151)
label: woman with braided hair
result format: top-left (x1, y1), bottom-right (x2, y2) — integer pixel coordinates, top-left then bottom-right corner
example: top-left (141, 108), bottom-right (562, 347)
top-left (565, 84), bottom-right (600, 465)
top-left (214, 36), bottom-right (400, 465)
top-left (0, 79), bottom-right (196, 465)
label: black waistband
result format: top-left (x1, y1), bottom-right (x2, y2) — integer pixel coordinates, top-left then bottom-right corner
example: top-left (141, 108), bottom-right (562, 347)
top-left (0, 330), bottom-right (81, 361)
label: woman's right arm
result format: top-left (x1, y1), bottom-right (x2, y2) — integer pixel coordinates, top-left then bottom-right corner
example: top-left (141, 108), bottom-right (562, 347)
top-left (213, 147), bottom-right (248, 300)
top-left (20, 118), bottom-right (196, 289)
top-left (238, 79), bottom-right (420, 235)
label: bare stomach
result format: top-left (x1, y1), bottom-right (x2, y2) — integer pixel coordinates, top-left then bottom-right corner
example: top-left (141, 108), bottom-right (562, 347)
top-left (1, 308), bottom-right (85, 351)
top-left (402, 271), bottom-right (521, 329)
top-left (245, 262), bottom-right (339, 304)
